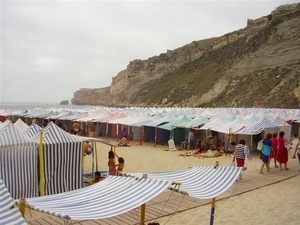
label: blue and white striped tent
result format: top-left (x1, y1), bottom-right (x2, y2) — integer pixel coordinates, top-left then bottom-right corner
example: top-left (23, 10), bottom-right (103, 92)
top-left (30, 122), bottom-right (83, 195)
top-left (23, 166), bottom-right (241, 221)
top-left (23, 122), bottom-right (41, 138)
top-left (0, 121), bottom-right (38, 199)
top-left (25, 176), bottom-right (172, 220)
top-left (235, 116), bottom-right (278, 135)
top-left (0, 179), bottom-right (27, 225)
top-left (126, 166), bottom-right (242, 199)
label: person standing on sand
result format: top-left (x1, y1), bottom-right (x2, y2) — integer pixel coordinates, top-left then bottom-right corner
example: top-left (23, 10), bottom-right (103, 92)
top-left (260, 133), bottom-right (272, 174)
top-left (108, 149), bottom-right (117, 176)
top-left (276, 131), bottom-right (289, 171)
top-left (269, 133), bottom-right (279, 168)
top-left (233, 139), bottom-right (247, 180)
top-left (292, 135), bottom-right (300, 172)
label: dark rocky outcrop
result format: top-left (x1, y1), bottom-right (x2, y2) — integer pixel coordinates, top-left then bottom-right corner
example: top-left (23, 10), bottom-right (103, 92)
top-left (71, 3), bottom-right (300, 108)
top-left (60, 100), bottom-right (69, 105)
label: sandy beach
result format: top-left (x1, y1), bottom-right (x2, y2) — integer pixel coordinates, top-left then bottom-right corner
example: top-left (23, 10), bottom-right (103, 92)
top-left (26, 137), bottom-right (300, 225)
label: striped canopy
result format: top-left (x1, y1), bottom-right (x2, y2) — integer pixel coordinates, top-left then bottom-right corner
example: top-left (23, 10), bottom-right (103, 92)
top-left (0, 180), bottom-right (27, 225)
top-left (235, 116), bottom-right (278, 134)
top-left (31, 121), bottom-right (81, 144)
top-left (23, 123), bottom-right (41, 138)
top-left (127, 166), bottom-right (242, 199)
top-left (0, 121), bottom-right (34, 146)
top-left (30, 122), bottom-right (83, 195)
top-left (0, 122), bottom-right (38, 199)
top-left (25, 176), bottom-right (172, 220)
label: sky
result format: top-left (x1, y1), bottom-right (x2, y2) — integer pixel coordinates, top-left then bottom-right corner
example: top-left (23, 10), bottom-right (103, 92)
top-left (1, 0), bottom-right (298, 104)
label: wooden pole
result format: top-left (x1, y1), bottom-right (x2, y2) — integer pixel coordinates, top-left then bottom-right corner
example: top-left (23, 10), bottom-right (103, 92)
top-left (39, 129), bottom-right (45, 196)
top-left (210, 161), bottom-right (219, 225)
top-left (19, 198), bottom-right (25, 217)
top-left (140, 174), bottom-right (148, 225)
top-left (139, 126), bottom-right (143, 146)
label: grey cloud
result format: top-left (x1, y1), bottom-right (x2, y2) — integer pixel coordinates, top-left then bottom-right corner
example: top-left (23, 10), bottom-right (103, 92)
top-left (1, 0), bottom-right (298, 103)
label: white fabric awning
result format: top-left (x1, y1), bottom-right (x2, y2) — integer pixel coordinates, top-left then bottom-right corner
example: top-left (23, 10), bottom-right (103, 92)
top-left (127, 166), bottom-right (242, 199)
top-left (25, 176), bottom-right (172, 220)
top-left (0, 180), bottom-right (27, 225)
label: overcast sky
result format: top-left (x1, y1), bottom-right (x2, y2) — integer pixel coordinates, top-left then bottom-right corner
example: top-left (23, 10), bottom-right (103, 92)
top-left (1, 0), bottom-right (298, 104)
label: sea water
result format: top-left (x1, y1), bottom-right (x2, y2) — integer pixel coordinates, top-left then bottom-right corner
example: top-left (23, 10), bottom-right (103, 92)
top-left (0, 102), bottom-right (100, 111)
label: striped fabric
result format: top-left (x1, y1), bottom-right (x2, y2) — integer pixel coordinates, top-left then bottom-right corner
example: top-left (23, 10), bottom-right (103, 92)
top-left (0, 122), bottom-right (38, 199)
top-left (0, 121), bottom-right (33, 146)
top-left (0, 179), bottom-right (27, 225)
top-left (23, 123), bottom-right (41, 138)
top-left (25, 176), bottom-right (172, 220)
top-left (127, 166), bottom-right (243, 199)
top-left (30, 122), bottom-right (83, 195)
top-left (235, 117), bottom-right (278, 135)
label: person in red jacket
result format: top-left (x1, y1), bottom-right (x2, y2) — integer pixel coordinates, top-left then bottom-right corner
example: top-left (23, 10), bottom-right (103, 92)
top-left (276, 131), bottom-right (289, 171)
top-left (269, 133), bottom-right (279, 168)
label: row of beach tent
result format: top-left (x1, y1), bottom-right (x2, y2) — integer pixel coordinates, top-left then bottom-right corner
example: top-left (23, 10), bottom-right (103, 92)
top-left (0, 106), bottom-right (299, 223)
top-left (1, 107), bottom-right (299, 145)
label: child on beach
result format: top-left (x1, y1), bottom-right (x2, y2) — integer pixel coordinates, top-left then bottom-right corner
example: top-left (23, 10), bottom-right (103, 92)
top-left (116, 157), bottom-right (125, 175)
top-left (108, 149), bottom-right (117, 176)
top-left (94, 171), bottom-right (101, 183)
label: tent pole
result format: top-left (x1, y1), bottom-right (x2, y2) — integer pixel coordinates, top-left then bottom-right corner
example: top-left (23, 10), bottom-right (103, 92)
top-left (105, 123), bottom-right (108, 140)
top-left (39, 129), bottom-right (45, 196)
top-left (82, 142), bottom-right (85, 188)
top-left (209, 161), bottom-right (219, 225)
top-left (154, 127), bottom-right (157, 147)
top-left (95, 142), bottom-right (98, 171)
top-left (227, 128), bottom-right (232, 156)
top-left (19, 198), bottom-right (25, 217)
top-left (250, 134), bottom-right (253, 159)
top-left (139, 126), bottom-right (143, 146)
top-left (140, 174), bottom-right (147, 225)
top-left (92, 143), bottom-right (95, 180)
top-left (116, 124), bottom-right (119, 143)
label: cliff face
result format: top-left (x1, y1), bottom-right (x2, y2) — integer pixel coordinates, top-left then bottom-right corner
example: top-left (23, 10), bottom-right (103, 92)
top-left (71, 3), bottom-right (300, 108)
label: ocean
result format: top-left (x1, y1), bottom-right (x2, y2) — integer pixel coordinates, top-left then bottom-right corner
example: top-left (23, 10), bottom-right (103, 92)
top-left (0, 102), bottom-right (100, 111)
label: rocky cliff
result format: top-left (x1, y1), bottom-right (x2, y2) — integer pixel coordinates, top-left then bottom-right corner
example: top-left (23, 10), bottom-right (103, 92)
top-left (71, 3), bottom-right (300, 108)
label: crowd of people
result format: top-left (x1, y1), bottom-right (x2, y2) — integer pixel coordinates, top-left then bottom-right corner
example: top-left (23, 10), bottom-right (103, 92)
top-left (179, 137), bottom-right (226, 158)
top-left (178, 131), bottom-right (300, 179)
top-left (231, 131), bottom-right (298, 180)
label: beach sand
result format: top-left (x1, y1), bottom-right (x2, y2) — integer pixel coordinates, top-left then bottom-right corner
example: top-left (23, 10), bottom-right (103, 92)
top-left (26, 138), bottom-right (300, 225)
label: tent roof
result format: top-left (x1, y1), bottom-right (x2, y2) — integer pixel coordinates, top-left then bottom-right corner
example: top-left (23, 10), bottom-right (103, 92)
top-left (272, 116), bottom-right (291, 127)
top-left (199, 115), bottom-right (228, 130)
top-left (24, 166), bottom-right (241, 221)
top-left (0, 121), bottom-right (35, 146)
top-left (235, 117), bottom-right (279, 135)
top-left (158, 115), bottom-right (191, 130)
top-left (176, 115), bottom-right (209, 128)
top-left (25, 176), bottom-right (171, 220)
top-left (127, 166), bottom-right (242, 200)
top-left (13, 118), bottom-right (29, 133)
top-left (0, 179), bottom-right (27, 225)
top-left (212, 116), bottom-right (252, 134)
top-left (145, 113), bottom-right (177, 127)
top-left (30, 122), bottom-right (82, 144)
